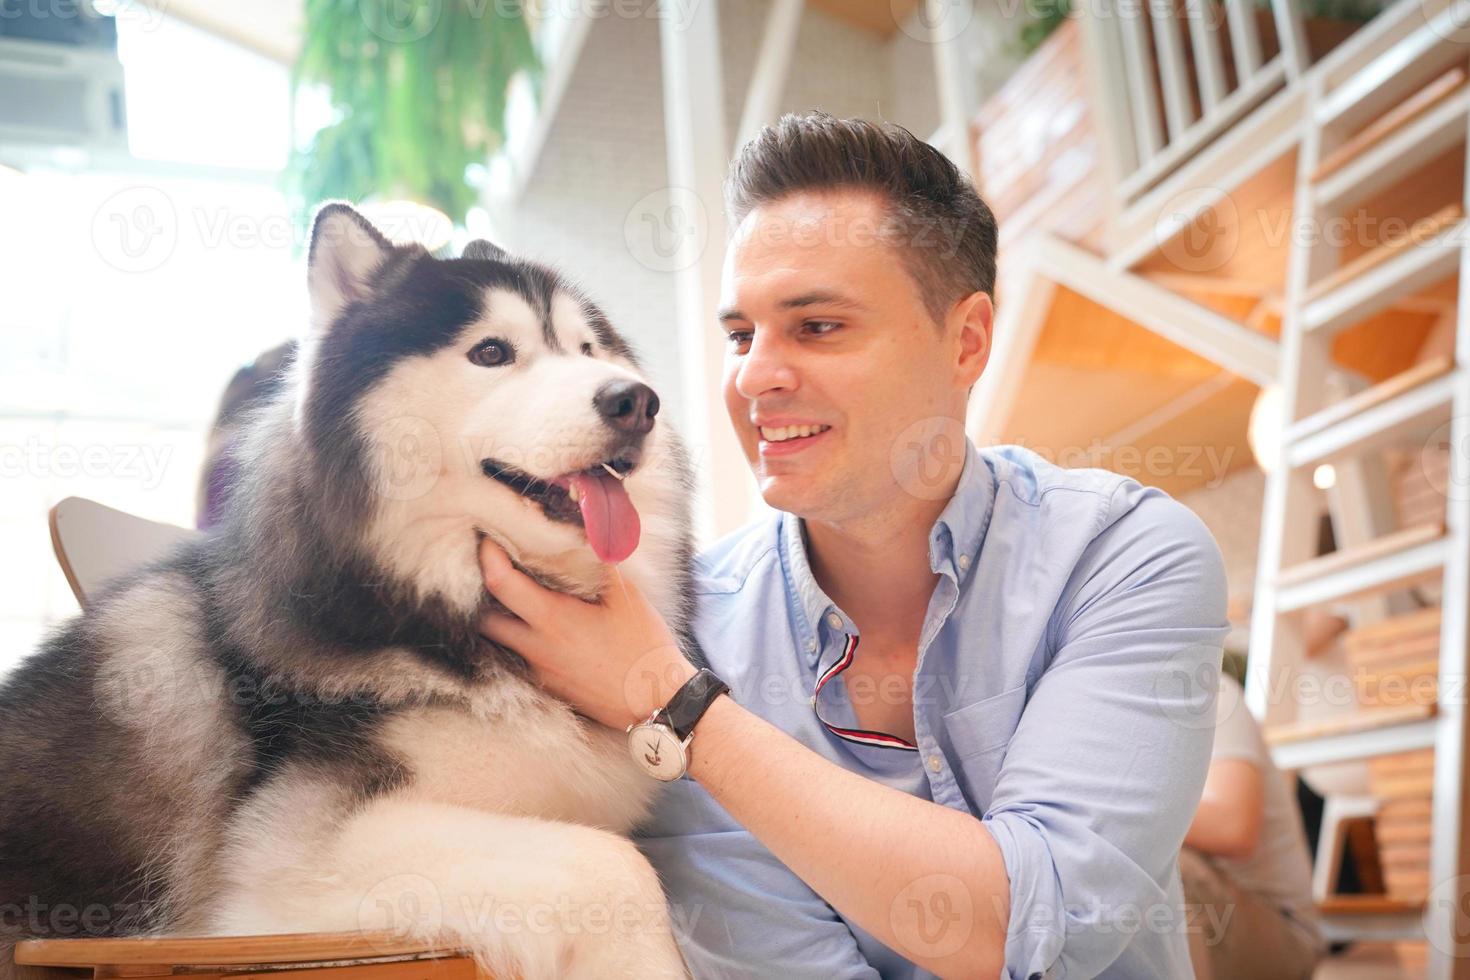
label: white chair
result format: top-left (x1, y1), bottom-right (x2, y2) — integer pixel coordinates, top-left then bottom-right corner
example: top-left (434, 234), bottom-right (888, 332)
top-left (48, 496), bottom-right (199, 607)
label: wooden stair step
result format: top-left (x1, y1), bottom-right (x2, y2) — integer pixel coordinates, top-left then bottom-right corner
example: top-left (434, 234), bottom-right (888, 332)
top-left (1276, 523), bottom-right (1445, 589)
top-left (1303, 204), bottom-right (1464, 306)
top-left (1285, 357), bottom-right (1456, 448)
top-left (1313, 66), bottom-right (1468, 183)
top-left (1302, 214), bottom-right (1465, 336)
top-left (1343, 607), bottom-right (1444, 651)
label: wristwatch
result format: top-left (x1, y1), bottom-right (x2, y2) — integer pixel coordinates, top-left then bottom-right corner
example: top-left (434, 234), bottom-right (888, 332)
top-left (625, 668), bottom-right (730, 781)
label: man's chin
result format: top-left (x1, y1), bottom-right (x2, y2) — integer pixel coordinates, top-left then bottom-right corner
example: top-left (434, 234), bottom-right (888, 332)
top-left (756, 473), bottom-right (826, 517)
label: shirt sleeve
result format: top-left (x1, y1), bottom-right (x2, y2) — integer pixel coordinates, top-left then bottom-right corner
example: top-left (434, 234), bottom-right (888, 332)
top-left (634, 776), bottom-right (882, 980)
top-left (982, 488), bottom-right (1230, 979)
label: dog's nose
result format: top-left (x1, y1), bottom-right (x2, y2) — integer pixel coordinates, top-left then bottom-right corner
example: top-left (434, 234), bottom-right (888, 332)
top-left (594, 380), bottom-right (659, 434)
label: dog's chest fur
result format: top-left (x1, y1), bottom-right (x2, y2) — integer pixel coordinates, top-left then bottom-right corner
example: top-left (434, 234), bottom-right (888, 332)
top-left (379, 683), bottom-right (663, 835)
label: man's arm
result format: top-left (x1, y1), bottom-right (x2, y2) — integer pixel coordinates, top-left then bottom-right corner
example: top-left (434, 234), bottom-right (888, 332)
top-left (681, 693), bottom-right (1011, 980)
top-left (981, 490), bottom-right (1229, 978)
top-left (1184, 759), bottom-right (1265, 860)
top-left (634, 778), bottom-right (882, 979)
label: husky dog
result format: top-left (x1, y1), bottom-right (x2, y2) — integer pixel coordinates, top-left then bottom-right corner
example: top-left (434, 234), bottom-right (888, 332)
top-left (0, 204), bottom-right (699, 980)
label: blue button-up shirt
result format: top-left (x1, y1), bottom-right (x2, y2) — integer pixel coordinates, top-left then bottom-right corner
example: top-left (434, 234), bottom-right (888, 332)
top-left (635, 441), bottom-right (1228, 979)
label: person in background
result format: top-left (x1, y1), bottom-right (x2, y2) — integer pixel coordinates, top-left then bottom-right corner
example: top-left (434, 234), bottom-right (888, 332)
top-left (1182, 669), bottom-right (1326, 979)
top-left (195, 340), bottom-right (296, 529)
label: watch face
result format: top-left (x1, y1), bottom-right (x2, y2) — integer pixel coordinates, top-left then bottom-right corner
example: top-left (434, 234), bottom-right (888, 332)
top-left (629, 724), bottom-right (686, 781)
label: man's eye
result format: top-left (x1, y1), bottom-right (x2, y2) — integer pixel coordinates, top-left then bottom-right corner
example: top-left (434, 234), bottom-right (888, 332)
top-left (804, 321), bottom-right (841, 336)
top-left (725, 331), bottom-right (753, 349)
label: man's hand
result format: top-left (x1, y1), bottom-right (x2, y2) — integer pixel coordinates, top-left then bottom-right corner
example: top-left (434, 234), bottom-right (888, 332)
top-left (476, 538), bottom-right (697, 730)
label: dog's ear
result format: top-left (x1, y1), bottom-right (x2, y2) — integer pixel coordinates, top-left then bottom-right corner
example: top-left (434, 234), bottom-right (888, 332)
top-left (463, 239), bottom-right (509, 262)
top-left (307, 202), bottom-right (392, 329)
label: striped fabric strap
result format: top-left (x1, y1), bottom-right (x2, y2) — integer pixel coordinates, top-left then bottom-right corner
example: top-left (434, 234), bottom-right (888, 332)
top-left (811, 633), bottom-right (918, 751)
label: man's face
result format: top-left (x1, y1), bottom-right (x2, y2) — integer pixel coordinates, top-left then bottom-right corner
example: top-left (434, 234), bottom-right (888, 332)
top-left (718, 190), bottom-right (982, 521)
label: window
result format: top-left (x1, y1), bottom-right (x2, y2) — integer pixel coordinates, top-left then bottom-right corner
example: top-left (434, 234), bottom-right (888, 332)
top-left (0, 15), bottom-right (302, 677)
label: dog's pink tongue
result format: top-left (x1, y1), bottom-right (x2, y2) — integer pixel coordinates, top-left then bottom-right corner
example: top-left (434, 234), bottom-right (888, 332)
top-left (568, 470), bottom-right (641, 563)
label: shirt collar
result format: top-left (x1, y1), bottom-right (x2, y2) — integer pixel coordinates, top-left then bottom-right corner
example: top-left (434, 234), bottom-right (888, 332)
top-left (778, 437), bottom-right (996, 667)
top-left (927, 436), bottom-right (995, 586)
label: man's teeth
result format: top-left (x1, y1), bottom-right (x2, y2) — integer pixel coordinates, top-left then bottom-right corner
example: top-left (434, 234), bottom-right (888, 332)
top-left (760, 424), bottom-right (831, 442)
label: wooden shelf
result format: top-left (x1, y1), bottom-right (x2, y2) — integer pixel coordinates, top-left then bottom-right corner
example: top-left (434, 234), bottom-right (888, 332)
top-left (1318, 895), bottom-right (1424, 916)
top-left (1266, 702), bottom-right (1437, 748)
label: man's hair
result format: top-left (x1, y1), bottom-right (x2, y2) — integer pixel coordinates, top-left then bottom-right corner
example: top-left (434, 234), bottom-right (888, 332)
top-left (724, 111), bottom-right (998, 323)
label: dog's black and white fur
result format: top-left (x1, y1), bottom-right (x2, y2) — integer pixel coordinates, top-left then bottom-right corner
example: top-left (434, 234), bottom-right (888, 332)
top-left (0, 205), bottom-right (700, 980)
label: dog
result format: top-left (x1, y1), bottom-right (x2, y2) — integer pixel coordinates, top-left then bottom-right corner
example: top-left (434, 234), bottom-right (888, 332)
top-left (0, 203), bottom-right (700, 980)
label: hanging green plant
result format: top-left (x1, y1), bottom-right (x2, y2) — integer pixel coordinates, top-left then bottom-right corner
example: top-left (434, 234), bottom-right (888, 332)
top-left (1012, 0), bottom-right (1073, 58)
top-left (289, 0), bottom-right (540, 231)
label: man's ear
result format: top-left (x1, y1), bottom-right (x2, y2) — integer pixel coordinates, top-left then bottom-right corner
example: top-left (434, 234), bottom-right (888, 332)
top-left (953, 290), bottom-right (994, 388)
top-left (462, 239), bottom-right (510, 262)
top-left (307, 202), bottom-right (392, 330)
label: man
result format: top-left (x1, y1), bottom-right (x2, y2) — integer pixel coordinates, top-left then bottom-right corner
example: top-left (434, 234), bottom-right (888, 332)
top-left (1182, 672), bottom-right (1325, 979)
top-left (477, 112), bottom-right (1229, 978)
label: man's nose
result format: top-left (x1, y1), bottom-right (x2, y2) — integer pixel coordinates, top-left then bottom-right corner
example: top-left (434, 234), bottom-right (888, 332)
top-left (594, 379), bottom-right (660, 434)
top-left (734, 331), bottom-right (798, 399)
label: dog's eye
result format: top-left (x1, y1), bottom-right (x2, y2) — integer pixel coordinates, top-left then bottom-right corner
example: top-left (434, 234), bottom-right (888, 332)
top-left (580, 342), bottom-right (594, 356)
top-left (468, 338), bottom-right (514, 367)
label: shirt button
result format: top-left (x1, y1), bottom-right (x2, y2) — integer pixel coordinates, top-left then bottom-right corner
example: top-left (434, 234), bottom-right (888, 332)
top-left (958, 554), bottom-right (971, 570)
top-left (825, 612), bottom-right (842, 629)
top-left (805, 638), bottom-right (816, 653)
top-left (927, 755), bottom-right (942, 773)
